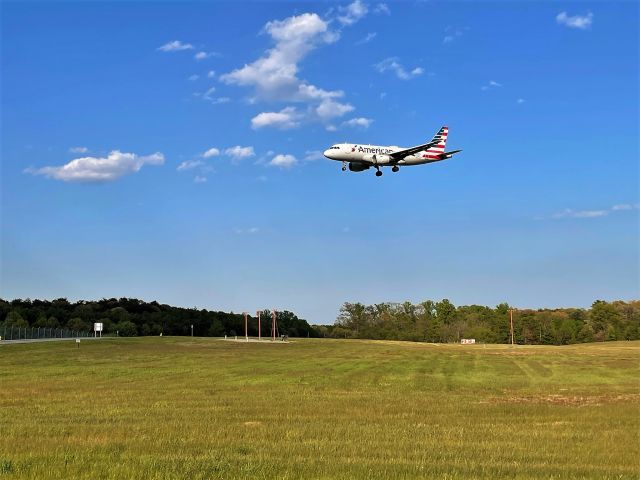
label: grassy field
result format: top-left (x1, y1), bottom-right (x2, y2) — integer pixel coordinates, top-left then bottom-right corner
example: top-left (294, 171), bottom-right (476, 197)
top-left (0, 338), bottom-right (638, 479)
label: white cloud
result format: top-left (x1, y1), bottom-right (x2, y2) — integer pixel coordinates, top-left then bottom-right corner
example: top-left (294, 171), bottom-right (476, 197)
top-left (158, 40), bottom-right (194, 52)
top-left (611, 204), bottom-right (638, 211)
top-left (443, 26), bottom-right (464, 45)
top-left (316, 99), bottom-right (354, 120)
top-left (338, 0), bottom-right (368, 26)
top-left (27, 150), bottom-right (164, 182)
top-left (195, 51), bottom-right (218, 61)
top-left (202, 147), bottom-right (220, 158)
top-left (374, 3), bottom-right (390, 15)
top-left (220, 13), bottom-right (336, 102)
top-left (220, 11), bottom-right (358, 127)
top-left (199, 86), bottom-right (229, 105)
top-left (553, 209), bottom-right (608, 219)
top-left (380, 92), bottom-right (387, 100)
top-left (356, 32), bottom-right (377, 45)
top-left (69, 146), bottom-right (88, 154)
top-left (304, 150), bottom-right (324, 161)
top-left (225, 146), bottom-right (255, 161)
top-left (375, 57), bottom-right (424, 80)
top-left (251, 107), bottom-right (301, 129)
top-left (194, 175), bottom-right (207, 183)
top-left (326, 124), bottom-right (337, 132)
top-left (177, 159), bottom-right (204, 171)
top-left (556, 11), bottom-right (593, 30)
top-left (269, 154), bottom-right (297, 168)
top-left (343, 117), bottom-right (373, 128)
top-left (188, 74), bottom-right (199, 81)
top-left (481, 80), bottom-right (503, 90)
top-left (207, 70), bottom-right (215, 78)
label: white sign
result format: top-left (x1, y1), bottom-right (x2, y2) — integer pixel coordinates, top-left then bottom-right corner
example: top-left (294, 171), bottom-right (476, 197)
top-left (94, 323), bottom-right (103, 332)
top-left (461, 338), bottom-right (476, 344)
top-left (76, 339), bottom-right (80, 343)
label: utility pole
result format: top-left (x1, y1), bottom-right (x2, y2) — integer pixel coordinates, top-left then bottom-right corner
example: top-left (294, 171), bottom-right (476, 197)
top-left (509, 308), bottom-right (516, 345)
top-left (271, 310), bottom-right (278, 341)
top-left (191, 324), bottom-right (193, 337)
top-left (256, 311), bottom-right (261, 341)
top-left (244, 312), bottom-right (249, 342)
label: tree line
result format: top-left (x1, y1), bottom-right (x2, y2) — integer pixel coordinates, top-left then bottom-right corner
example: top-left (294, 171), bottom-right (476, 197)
top-left (0, 298), bottom-right (319, 338)
top-left (314, 299), bottom-right (640, 345)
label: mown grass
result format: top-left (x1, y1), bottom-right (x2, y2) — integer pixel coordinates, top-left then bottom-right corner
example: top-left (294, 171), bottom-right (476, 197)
top-left (0, 338), bottom-right (638, 479)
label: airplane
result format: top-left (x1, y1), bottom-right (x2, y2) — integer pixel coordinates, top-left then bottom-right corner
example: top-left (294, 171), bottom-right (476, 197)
top-left (323, 126), bottom-right (461, 177)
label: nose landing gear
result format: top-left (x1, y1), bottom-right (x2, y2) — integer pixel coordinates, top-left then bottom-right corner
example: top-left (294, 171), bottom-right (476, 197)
top-left (341, 161), bottom-right (347, 171)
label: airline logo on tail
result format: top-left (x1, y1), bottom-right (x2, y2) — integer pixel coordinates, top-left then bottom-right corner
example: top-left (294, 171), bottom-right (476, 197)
top-left (423, 126), bottom-right (448, 160)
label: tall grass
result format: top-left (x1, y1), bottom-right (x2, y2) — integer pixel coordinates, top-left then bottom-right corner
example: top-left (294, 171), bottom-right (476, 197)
top-left (1, 338), bottom-right (638, 479)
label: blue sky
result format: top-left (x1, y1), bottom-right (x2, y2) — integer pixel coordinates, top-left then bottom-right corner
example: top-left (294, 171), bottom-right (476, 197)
top-left (1, 1), bottom-right (638, 323)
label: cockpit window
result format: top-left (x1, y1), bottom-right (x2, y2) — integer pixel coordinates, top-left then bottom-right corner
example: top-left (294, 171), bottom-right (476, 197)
top-left (331, 146), bottom-right (340, 149)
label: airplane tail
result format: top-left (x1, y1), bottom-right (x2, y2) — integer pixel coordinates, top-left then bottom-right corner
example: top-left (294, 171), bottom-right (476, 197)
top-left (425, 126), bottom-right (448, 156)
top-left (422, 126), bottom-right (462, 161)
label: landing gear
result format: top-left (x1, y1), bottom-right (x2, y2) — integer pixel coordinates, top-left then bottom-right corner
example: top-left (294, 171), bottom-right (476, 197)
top-left (392, 165), bottom-right (399, 173)
top-left (341, 161), bottom-right (347, 171)
top-left (375, 169), bottom-right (382, 177)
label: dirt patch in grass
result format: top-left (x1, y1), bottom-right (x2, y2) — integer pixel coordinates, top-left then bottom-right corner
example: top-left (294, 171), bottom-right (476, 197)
top-left (485, 393), bottom-right (640, 406)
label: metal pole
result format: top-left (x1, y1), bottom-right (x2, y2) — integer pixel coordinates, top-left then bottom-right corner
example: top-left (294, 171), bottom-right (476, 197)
top-left (244, 313), bottom-right (248, 342)
top-left (191, 324), bottom-right (193, 337)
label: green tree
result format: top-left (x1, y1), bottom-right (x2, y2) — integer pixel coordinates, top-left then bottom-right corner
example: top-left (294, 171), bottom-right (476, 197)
top-left (4, 311), bottom-right (28, 328)
top-left (115, 320), bottom-right (138, 337)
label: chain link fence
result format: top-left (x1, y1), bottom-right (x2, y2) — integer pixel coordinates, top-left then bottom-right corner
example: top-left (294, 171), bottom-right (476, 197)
top-left (0, 326), bottom-right (93, 341)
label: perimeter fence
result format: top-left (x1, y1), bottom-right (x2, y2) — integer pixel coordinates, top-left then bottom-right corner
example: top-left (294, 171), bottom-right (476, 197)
top-left (0, 326), bottom-right (93, 341)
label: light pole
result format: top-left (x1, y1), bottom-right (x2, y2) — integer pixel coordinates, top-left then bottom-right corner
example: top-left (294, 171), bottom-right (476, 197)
top-left (191, 324), bottom-right (193, 337)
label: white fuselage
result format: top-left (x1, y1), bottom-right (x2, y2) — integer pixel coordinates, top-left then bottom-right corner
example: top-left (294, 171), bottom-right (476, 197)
top-left (323, 143), bottom-right (437, 166)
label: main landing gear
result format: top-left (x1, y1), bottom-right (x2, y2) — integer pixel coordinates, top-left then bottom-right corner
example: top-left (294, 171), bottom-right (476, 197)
top-left (375, 167), bottom-right (382, 177)
top-left (341, 161), bottom-right (347, 171)
top-left (392, 165), bottom-right (399, 173)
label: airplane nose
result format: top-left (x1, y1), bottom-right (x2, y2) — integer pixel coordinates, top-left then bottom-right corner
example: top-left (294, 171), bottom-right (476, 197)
top-left (323, 149), bottom-right (331, 158)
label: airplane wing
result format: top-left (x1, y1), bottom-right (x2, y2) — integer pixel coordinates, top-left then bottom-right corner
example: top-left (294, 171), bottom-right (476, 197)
top-left (389, 141), bottom-right (438, 161)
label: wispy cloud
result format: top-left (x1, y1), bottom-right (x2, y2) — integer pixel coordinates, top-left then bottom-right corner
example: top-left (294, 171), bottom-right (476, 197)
top-left (234, 227), bottom-right (260, 235)
top-left (207, 70), bottom-right (215, 78)
top-left (443, 26), bottom-right (464, 45)
top-left (556, 11), bottom-right (593, 30)
top-left (69, 146), bottom-right (88, 154)
top-left (373, 3), bottom-right (390, 15)
top-left (375, 57), bottom-right (424, 80)
top-left (546, 203), bottom-right (638, 220)
top-left (269, 154), bottom-right (297, 168)
top-left (356, 32), bottom-right (377, 45)
top-left (188, 74), bottom-right (199, 81)
top-left (26, 151), bottom-right (164, 182)
top-left (193, 175), bottom-right (207, 183)
top-left (194, 51), bottom-right (219, 61)
top-left (158, 40), bottom-right (194, 52)
top-left (481, 80), bottom-right (503, 90)
top-left (517, 98), bottom-right (525, 104)
top-left (343, 117), bottom-right (373, 129)
top-left (337, 0), bottom-right (368, 26)
top-left (177, 159), bottom-right (204, 171)
top-left (304, 150), bottom-right (324, 161)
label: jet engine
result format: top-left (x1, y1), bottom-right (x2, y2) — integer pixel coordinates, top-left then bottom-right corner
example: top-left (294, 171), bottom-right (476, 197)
top-left (348, 162), bottom-right (370, 172)
top-left (362, 153), bottom-right (392, 165)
